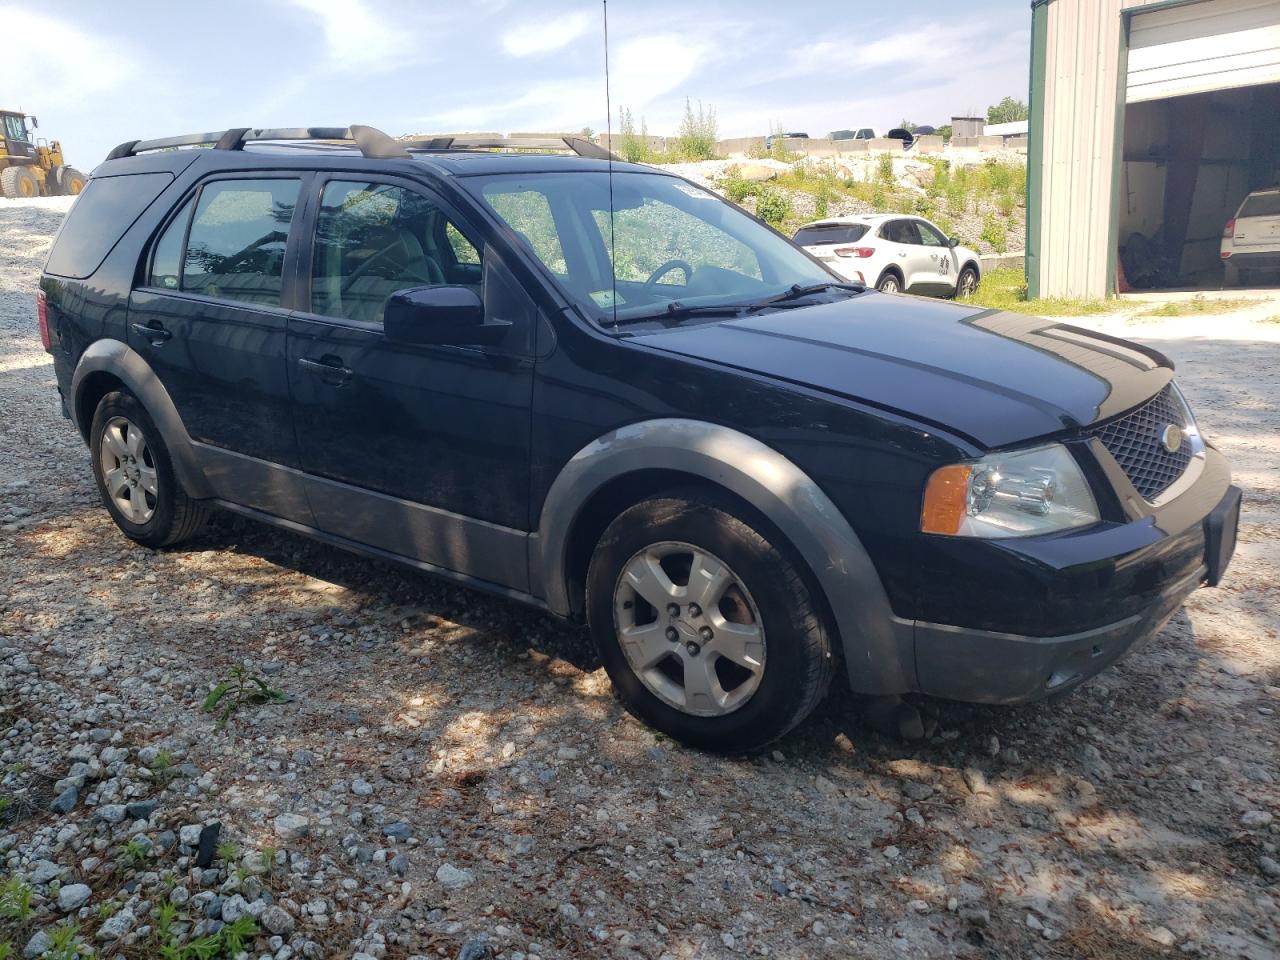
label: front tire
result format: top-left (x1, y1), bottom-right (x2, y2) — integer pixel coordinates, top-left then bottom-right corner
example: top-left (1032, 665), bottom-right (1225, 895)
top-left (89, 391), bottom-right (207, 548)
top-left (586, 491), bottom-right (833, 752)
top-left (955, 265), bottom-right (979, 299)
top-left (876, 271), bottom-right (902, 294)
top-left (54, 166), bottom-right (87, 196)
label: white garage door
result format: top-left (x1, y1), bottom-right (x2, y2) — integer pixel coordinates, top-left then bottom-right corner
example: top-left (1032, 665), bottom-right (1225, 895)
top-left (1127, 0), bottom-right (1280, 103)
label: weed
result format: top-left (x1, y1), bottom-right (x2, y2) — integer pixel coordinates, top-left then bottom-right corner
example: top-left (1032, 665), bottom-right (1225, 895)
top-left (0, 878), bottom-right (33, 922)
top-left (0, 942), bottom-right (11, 960)
top-left (673, 99), bottom-right (718, 161)
top-left (122, 837), bottom-right (150, 866)
top-left (203, 665), bottom-right (287, 729)
top-left (876, 153), bottom-right (895, 185)
top-left (959, 267), bottom-right (1115, 317)
top-left (1133, 295), bottom-right (1257, 318)
top-left (980, 214), bottom-right (1009, 254)
top-left (43, 923), bottom-right (82, 960)
top-left (260, 845), bottom-right (279, 872)
top-left (216, 840), bottom-right (240, 863)
top-left (767, 123), bottom-right (799, 162)
top-left (755, 188), bottom-right (790, 226)
top-left (617, 107), bottom-right (658, 164)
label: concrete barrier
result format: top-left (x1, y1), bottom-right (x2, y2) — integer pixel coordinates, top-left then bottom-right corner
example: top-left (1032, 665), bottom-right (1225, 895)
top-left (977, 136), bottom-right (1005, 151)
top-left (717, 136), bottom-right (766, 156)
top-left (1004, 136), bottom-right (1029, 152)
top-left (867, 138), bottom-right (904, 153)
top-left (980, 252), bottom-right (1025, 273)
top-left (914, 135), bottom-right (945, 154)
top-left (950, 136), bottom-right (979, 149)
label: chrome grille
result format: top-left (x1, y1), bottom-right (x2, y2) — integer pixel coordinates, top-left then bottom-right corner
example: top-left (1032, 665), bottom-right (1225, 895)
top-left (1087, 384), bottom-right (1194, 501)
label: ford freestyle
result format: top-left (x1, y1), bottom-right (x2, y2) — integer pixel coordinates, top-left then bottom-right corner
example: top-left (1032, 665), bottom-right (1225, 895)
top-left (38, 125), bottom-right (1241, 750)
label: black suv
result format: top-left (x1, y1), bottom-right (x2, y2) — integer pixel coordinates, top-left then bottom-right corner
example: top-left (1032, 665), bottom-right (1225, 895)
top-left (39, 125), bottom-right (1240, 750)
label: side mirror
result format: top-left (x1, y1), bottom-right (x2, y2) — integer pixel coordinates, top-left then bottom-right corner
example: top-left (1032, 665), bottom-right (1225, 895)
top-left (948, 237), bottom-right (960, 248)
top-left (28, 115), bottom-right (38, 129)
top-left (383, 286), bottom-right (510, 346)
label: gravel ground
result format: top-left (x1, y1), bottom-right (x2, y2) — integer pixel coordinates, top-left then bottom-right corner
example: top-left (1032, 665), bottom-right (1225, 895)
top-left (1, 196), bottom-right (1278, 960)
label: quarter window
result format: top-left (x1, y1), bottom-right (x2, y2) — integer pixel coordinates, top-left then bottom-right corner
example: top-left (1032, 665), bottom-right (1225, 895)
top-left (182, 179), bottom-right (300, 307)
top-left (310, 180), bottom-right (482, 324)
top-left (150, 197), bottom-right (193, 290)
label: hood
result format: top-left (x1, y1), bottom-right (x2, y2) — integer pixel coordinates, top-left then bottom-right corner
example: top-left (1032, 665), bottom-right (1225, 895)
top-left (634, 293), bottom-right (1173, 449)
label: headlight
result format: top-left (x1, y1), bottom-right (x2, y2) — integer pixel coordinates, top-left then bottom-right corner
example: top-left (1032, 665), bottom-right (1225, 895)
top-left (1168, 382), bottom-right (1205, 455)
top-left (921, 442), bottom-right (1099, 538)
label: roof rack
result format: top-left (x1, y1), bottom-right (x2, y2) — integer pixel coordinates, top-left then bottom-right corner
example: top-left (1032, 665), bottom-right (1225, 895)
top-left (105, 124), bottom-right (618, 162)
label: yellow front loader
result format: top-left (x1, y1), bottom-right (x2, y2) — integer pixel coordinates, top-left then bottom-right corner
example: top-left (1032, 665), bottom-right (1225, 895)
top-left (1, 109), bottom-right (86, 198)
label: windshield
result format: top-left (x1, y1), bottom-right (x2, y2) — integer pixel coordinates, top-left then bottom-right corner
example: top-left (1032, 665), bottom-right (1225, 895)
top-left (467, 171), bottom-right (835, 323)
top-left (793, 223), bottom-right (870, 246)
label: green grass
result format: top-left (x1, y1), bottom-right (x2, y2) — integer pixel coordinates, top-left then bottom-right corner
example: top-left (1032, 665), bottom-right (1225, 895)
top-left (959, 267), bottom-right (1116, 317)
top-left (1133, 294), bottom-right (1257, 318)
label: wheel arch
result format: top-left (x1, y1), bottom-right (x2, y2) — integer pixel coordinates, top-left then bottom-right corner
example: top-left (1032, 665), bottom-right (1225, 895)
top-left (876, 265), bottom-right (904, 287)
top-left (534, 419), bottom-right (916, 696)
top-left (961, 259), bottom-right (981, 279)
top-left (71, 339), bottom-right (212, 498)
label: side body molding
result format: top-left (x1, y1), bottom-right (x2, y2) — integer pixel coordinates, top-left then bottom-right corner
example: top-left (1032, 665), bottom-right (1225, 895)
top-left (70, 339), bottom-right (213, 499)
top-left (535, 419), bottom-right (916, 695)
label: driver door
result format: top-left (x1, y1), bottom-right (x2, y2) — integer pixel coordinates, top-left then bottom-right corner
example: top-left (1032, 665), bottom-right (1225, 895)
top-left (286, 175), bottom-right (537, 588)
top-left (909, 218), bottom-right (957, 295)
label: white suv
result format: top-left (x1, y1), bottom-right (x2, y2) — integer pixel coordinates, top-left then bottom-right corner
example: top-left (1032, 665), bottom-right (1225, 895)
top-left (793, 215), bottom-right (981, 298)
top-left (1222, 188), bottom-right (1280, 286)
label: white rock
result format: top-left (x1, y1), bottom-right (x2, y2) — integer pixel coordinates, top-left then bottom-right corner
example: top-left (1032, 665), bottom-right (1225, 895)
top-left (274, 813), bottom-right (310, 839)
top-left (58, 883), bottom-right (92, 911)
top-left (435, 863), bottom-right (475, 889)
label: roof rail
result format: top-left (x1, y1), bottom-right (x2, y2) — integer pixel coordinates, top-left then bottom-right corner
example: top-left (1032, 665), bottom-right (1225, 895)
top-left (104, 126), bottom-right (619, 163)
top-left (400, 133), bottom-right (617, 161)
top-left (104, 125), bottom-right (410, 162)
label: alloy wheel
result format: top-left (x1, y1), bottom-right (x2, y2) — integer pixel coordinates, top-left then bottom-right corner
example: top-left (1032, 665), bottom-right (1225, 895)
top-left (98, 416), bottom-right (158, 524)
top-left (613, 541), bottom-right (766, 717)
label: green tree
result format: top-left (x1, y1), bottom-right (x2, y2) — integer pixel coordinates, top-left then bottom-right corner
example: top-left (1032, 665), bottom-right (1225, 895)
top-left (987, 96), bottom-right (1029, 124)
top-left (936, 124), bottom-right (953, 142)
top-left (675, 99), bottom-right (718, 161)
top-left (897, 119), bottom-right (918, 133)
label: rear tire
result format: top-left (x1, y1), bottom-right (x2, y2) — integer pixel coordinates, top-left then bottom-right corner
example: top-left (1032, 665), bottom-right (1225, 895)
top-left (89, 391), bottom-right (208, 548)
top-left (876, 271), bottom-right (902, 294)
top-left (586, 490), bottom-right (833, 752)
top-left (0, 165), bottom-right (40, 199)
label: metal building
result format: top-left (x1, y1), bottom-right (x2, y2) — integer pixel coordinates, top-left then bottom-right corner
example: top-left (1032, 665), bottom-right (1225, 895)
top-left (1027, 0), bottom-right (1280, 298)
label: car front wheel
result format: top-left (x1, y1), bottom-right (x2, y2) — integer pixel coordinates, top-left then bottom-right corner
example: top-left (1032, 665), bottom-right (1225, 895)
top-left (586, 490), bottom-right (833, 752)
top-left (956, 266), bottom-right (979, 299)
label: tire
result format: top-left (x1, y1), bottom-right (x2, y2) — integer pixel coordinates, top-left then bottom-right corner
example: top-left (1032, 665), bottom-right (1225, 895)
top-left (0, 165), bottom-right (40, 199)
top-left (54, 166), bottom-right (87, 196)
top-left (955, 265), bottom-right (980, 299)
top-left (89, 390), bottom-right (208, 548)
top-left (876, 271), bottom-right (902, 294)
top-left (586, 490), bottom-right (833, 752)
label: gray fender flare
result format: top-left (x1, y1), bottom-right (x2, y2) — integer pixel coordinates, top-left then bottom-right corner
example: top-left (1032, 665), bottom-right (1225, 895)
top-left (71, 339), bottom-right (212, 499)
top-left (535, 418), bottom-right (916, 695)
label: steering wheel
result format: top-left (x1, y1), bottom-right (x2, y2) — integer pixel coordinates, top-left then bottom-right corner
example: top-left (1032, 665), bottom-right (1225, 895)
top-left (642, 259), bottom-right (694, 291)
top-left (341, 237), bottom-right (438, 295)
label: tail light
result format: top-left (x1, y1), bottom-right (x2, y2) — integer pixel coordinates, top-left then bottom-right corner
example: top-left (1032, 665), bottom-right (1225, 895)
top-left (1222, 218), bottom-right (1235, 238)
top-left (36, 289), bottom-right (51, 350)
top-left (834, 246), bottom-right (875, 258)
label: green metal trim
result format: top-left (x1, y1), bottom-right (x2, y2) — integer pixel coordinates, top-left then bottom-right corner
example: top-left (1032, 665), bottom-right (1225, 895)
top-left (1025, 0), bottom-right (1051, 299)
top-left (1106, 10), bottom-right (1132, 296)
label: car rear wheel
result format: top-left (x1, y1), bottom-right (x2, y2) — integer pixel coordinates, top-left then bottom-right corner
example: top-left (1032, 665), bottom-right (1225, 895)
top-left (90, 391), bottom-right (208, 548)
top-left (876, 271), bottom-right (902, 294)
top-left (586, 490), bottom-right (833, 752)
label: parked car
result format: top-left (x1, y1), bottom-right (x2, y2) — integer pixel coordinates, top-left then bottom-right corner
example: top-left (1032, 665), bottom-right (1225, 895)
top-left (886, 128), bottom-right (915, 149)
top-left (913, 125), bottom-right (938, 137)
top-left (41, 124), bottom-right (1240, 752)
top-left (765, 131), bottom-right (809, 151)
top-left (829, 128), bottom-right (881, 142)
top-left (793, 214), bottom-right (982, 297)
top-left (1221, 187), bottom-right (1280, 286)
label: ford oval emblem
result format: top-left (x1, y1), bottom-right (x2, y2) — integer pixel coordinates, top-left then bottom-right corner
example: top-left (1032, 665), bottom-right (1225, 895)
top-left (1160, 424), bottom-right (1183, 453)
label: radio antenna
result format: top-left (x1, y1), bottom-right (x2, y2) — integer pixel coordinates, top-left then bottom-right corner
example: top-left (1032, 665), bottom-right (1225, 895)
top-left (603, 0), bottom-right (618, 330)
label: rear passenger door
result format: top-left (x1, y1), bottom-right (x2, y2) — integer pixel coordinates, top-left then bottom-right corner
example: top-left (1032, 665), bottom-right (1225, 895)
top-left (286, 176), bottom-right (536, 590)
top-left (879, 219), bottom-right (930, 289)
top-left (128, 175), bottom-right (313, 522)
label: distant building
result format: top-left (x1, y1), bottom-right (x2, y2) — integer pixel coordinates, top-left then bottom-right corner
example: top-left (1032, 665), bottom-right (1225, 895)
top-left (950, 116), bottom-right (985, 139)
top-left (1027, 0), bottom-right (1280, 298)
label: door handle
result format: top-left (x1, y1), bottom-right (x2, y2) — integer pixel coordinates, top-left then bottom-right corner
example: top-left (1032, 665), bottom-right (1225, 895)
top-left (131, 322), bottom-right (172, 344)
top-left (297, 356), bottom-right (352, 385)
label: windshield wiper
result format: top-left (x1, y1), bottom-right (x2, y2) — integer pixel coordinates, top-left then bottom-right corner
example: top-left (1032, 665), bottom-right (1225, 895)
top-left (747, 281), bottom-right (865, 309)
top-left (607, 301), bottom-right (750, 328)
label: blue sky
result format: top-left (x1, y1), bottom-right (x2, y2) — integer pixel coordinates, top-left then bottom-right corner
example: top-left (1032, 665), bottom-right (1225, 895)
top-left (5, 0), bottom-right (1029, 168)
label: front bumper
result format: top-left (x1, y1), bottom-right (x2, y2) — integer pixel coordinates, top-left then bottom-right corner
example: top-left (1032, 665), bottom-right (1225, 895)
top-left (911, 478), bottom-right (1241, 705)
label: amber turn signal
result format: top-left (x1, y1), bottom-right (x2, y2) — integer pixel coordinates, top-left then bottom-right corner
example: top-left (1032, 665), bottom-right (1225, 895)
top-left (920, 464), bottom-right (971, 535)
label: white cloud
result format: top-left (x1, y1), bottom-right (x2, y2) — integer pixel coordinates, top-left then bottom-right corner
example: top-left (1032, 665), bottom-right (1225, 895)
top-left (286, 0), bottom-right (414, 69)
top-left (501, 11), bottom-right (595, 57)
top-left (0, 8), bottom-right (134, 110)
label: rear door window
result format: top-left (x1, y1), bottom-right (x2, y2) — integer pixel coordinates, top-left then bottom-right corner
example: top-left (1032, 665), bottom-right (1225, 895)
top-left (793, 224), bottom-right (869, 246)
top-left (45, 172), bottom-right (174, 279)
top-left (182, 179), bottom-right (301, 307)
top-left (1240, 193), bottom-right (1280, 218)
